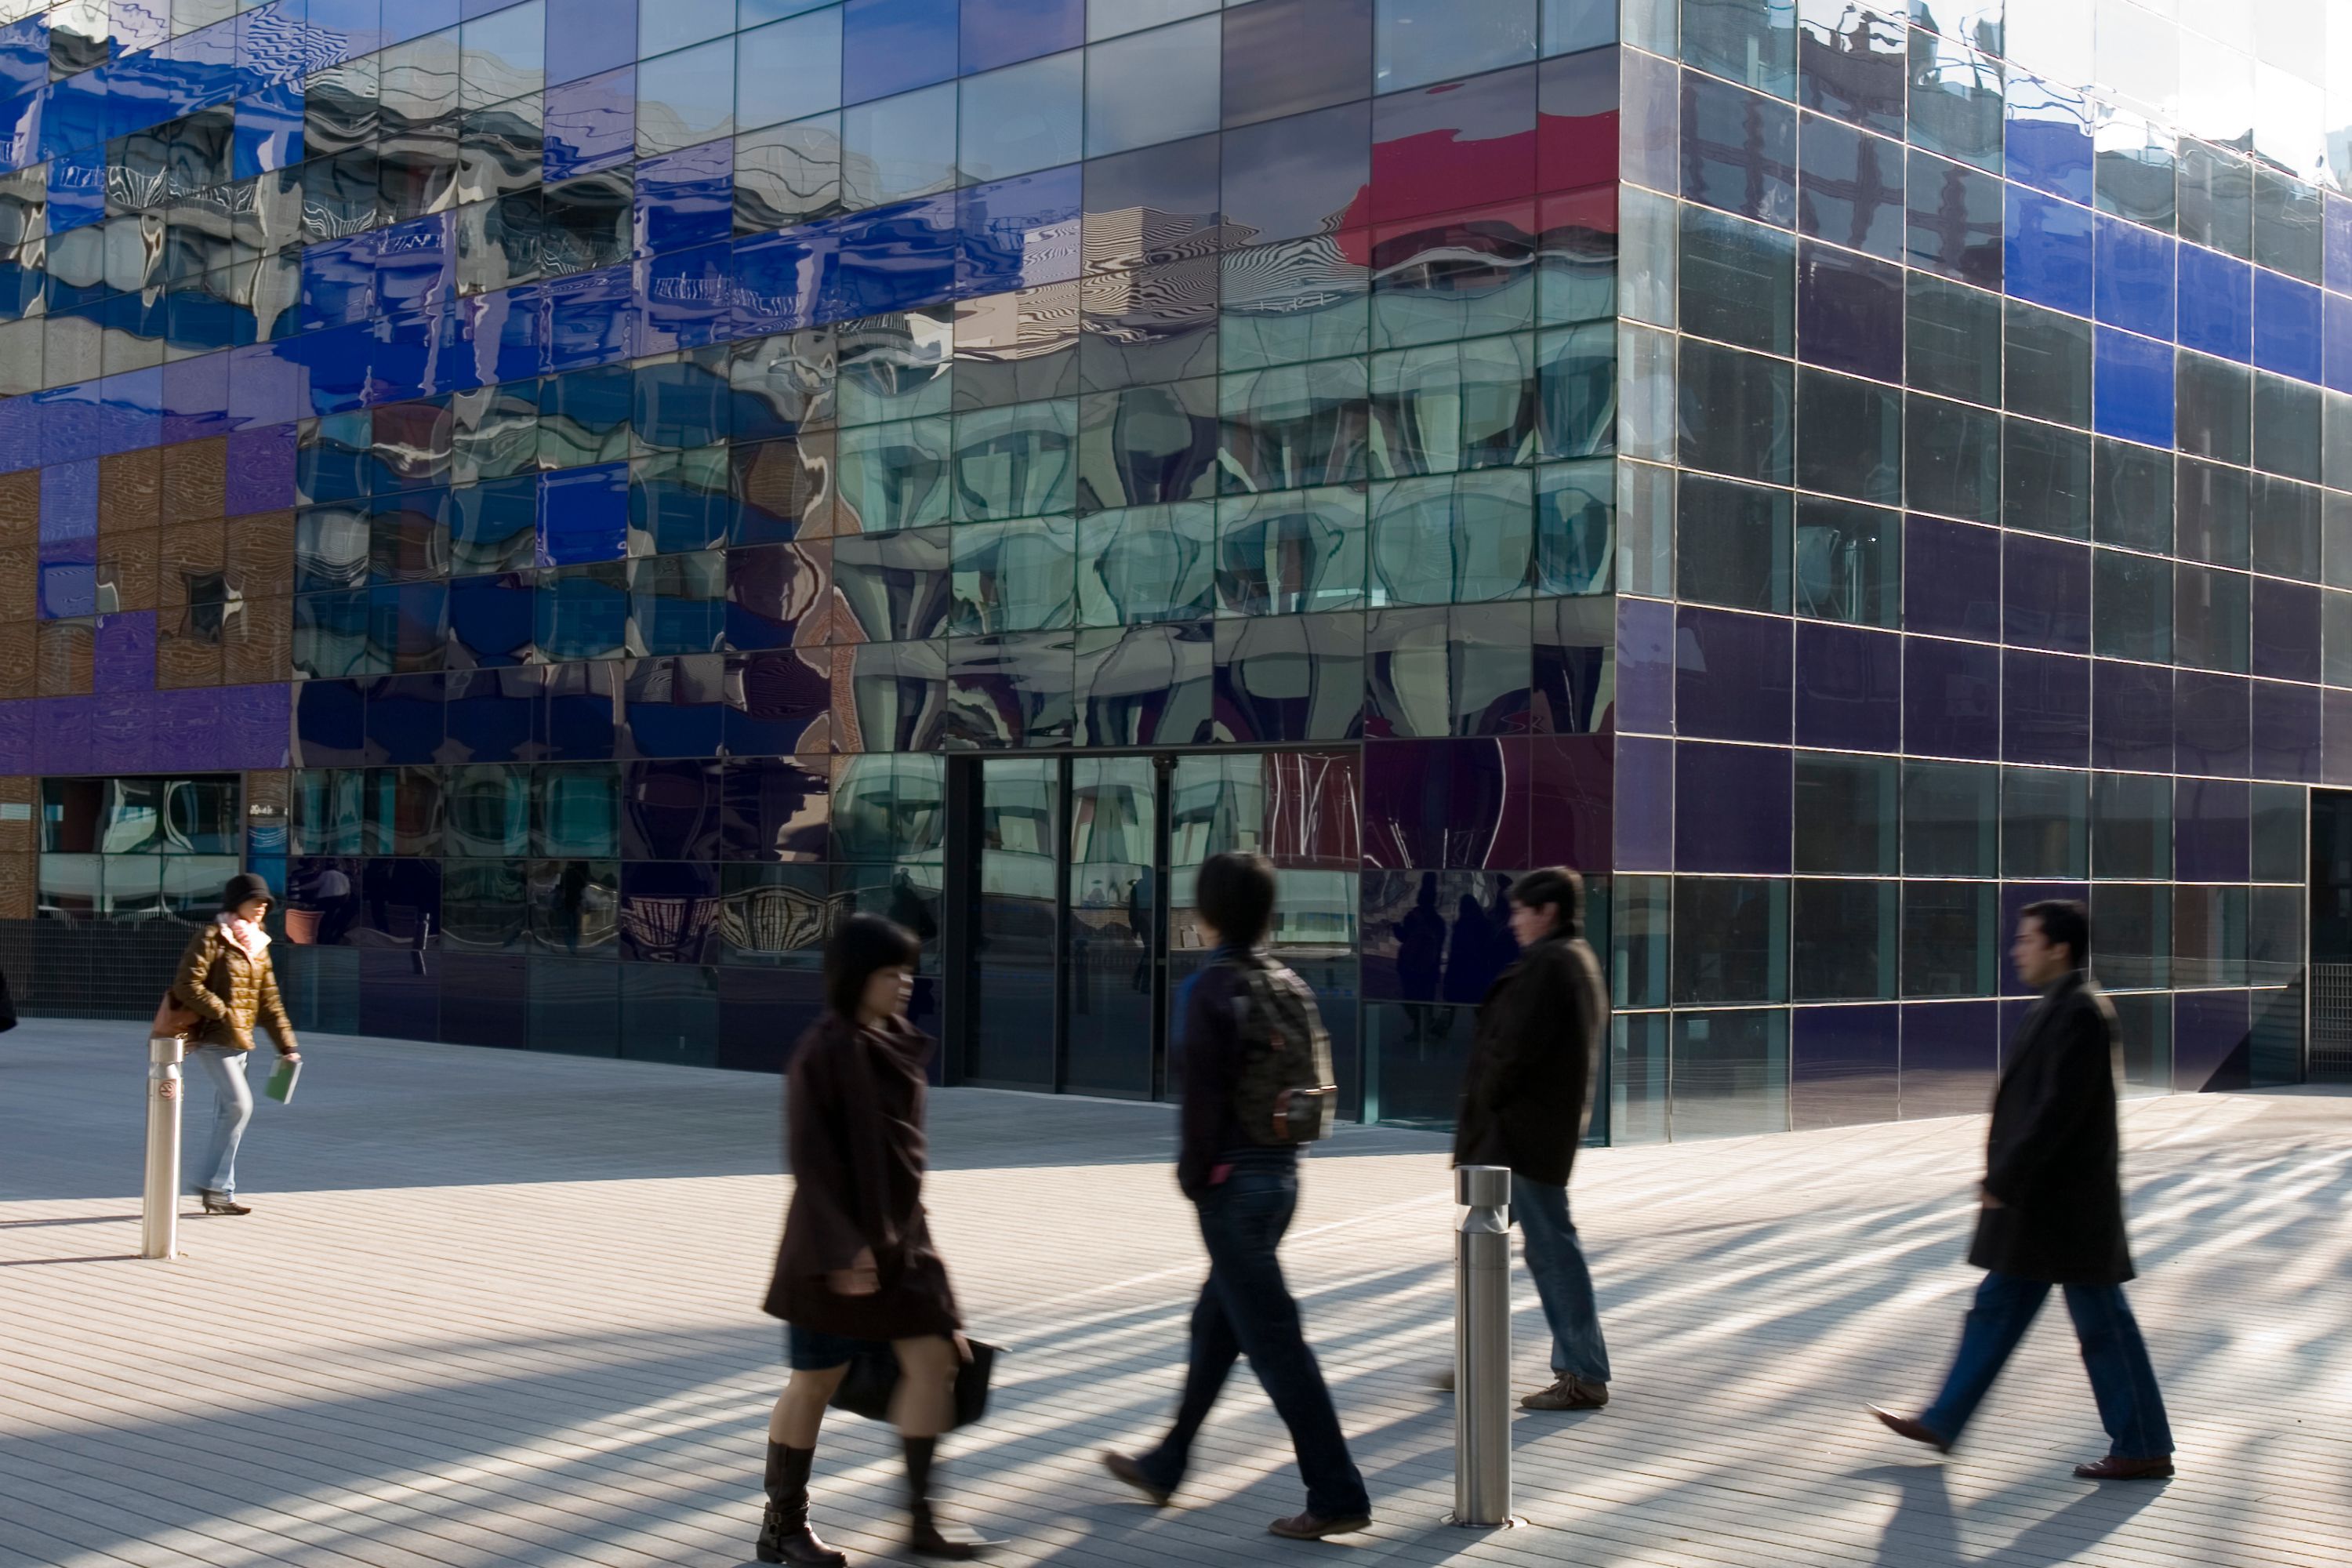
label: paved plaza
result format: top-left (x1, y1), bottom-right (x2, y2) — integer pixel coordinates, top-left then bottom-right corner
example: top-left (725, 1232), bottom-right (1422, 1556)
top-left (2, 1020), bottom-right (2347, 1568)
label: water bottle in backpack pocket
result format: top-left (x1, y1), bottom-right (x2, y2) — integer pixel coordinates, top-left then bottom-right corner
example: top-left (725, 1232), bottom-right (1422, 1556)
top-left (1225, 954), bottom-right (1338, 1145)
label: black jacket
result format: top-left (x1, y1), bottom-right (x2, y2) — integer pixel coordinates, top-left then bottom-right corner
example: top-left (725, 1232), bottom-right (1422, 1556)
top-left (1968, 971), bottom-right (2134, 1286)
top-left (1451, 929), bottom-right (1606, 1187)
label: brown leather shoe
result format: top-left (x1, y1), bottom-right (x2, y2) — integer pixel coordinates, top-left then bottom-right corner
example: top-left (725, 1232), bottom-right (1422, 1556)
top-left (1269, 1511), bottom-right (1372, 1540)
top-left (1866, 1404), bottom-right (1951, 1454)
top-left (1100, 1450), bottom-right (1171, 1506)
top-left (1521, 1375), bottom-right (1607, 1411)
top-left (2073, 1454), bottom-right (2173, 1481)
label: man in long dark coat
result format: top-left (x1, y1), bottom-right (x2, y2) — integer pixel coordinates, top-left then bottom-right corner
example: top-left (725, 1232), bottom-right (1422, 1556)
top-left (1869, 900), bottom-right (2176, 1479)
top-left (1450, 866), bottom-right (1613, 1410)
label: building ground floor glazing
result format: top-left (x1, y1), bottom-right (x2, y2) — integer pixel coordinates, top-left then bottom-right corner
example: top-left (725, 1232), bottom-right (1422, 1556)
top-left (9, 746), bottom-right (2350, 1139)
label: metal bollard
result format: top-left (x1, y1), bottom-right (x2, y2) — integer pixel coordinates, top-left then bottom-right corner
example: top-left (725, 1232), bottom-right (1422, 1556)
top-left (1452, 1163), bottom-right (1518, 1528)
top-left (141, 1036), bottom-right (184, 1261)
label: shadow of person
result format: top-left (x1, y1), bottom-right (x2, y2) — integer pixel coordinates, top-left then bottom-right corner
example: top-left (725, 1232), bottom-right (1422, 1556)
top-left (1975, 1483), bottom-right (2165, 1568)
top-left (1853, 1461), bottom-right (1963, 1568)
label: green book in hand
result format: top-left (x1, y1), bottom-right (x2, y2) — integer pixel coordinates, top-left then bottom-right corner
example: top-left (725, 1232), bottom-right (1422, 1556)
top-left (263, 1057), bottom-right (301, 1105)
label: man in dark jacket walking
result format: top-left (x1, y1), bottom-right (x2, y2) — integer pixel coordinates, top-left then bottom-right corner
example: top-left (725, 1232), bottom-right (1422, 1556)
top-left (1869, 901), bottom-right (2175, 1479)
top-left (1451, 866), bottom-right (1612, 1411)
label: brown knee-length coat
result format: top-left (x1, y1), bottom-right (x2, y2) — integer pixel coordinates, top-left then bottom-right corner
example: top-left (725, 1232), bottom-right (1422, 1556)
top-left (761, 1014), bottom-right (960, 1341)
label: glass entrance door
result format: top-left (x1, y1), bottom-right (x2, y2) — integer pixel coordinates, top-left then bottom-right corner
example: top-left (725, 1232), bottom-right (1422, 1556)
top-left (954, 748), bottom-right (1359, 1107)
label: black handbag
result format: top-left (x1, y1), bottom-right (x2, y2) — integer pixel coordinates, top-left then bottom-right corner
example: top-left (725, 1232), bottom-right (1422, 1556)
top-left (0, 967), bottom-right (16, 1033)
top-left (827, 1339), bottom-right (998, 1430)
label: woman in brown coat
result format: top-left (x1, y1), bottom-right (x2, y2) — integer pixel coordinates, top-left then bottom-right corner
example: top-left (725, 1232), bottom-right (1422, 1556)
top-left (755, 915), bottom-right (996, 1565)
top-left (175, 872), bottom-right (300, 1216)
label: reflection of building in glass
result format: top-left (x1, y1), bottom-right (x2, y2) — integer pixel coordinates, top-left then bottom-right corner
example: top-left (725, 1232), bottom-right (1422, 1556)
top-left (2, 1), bottom-right (2349, 1123)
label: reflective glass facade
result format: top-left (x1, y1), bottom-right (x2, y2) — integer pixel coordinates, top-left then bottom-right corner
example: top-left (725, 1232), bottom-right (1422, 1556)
top-left (1, 1), bottom-right (2348, 1131)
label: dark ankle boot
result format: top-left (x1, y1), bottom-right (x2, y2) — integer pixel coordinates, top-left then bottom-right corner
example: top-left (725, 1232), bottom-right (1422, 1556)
top-left (902, 1436), bottom-right (1002, 1559)
top-left (757, 1443), bottom-right (848, 1566)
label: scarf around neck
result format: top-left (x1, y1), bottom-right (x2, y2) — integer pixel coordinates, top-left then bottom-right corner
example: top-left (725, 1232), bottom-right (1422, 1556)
top-left (216, 910), bottom-right (270, 960)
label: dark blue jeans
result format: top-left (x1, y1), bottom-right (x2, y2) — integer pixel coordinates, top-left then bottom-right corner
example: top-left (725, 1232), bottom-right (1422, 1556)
top-left (1921, 1271), bottom-right (2174, 1460)
top-left (1136, 1161), bottom-right (1370, 1519)
top-left (1512, 1175), bottom-right (1611, 1384)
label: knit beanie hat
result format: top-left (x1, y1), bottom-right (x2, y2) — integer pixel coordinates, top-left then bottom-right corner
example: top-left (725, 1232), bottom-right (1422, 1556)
top-left (220, 872), bottom-right (274, 912)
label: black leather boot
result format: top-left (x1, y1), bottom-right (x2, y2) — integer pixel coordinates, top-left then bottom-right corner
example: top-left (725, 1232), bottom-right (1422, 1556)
top-left (757, 1443), bottom-right (848, 1566)
top-left (903, 1436), bottom-right (1002, 1559)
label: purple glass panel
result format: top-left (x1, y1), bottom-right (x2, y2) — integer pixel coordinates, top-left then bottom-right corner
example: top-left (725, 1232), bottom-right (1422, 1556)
top-left (2250, 679), bottom-right (2321, 784)
top-left (842, 0), bottom-right (959, 106)
top-left (1903, 514), bottom-right (1999, 639)
top-left (2176, 778), bottom-right (2250, 883)
top-left (1904, 635), bottom-right (1998, 759)
top-left (0, 397), bottom-right (40, 474)
top-left (2325, 687), bottom-right (2352, 786)
top-left (40, 457), bottom-right (98, 545)
top-left (1796, 241), bottom-right (1903, 382)
top-left (2002, 649), bottom-right (2089, 768)
top-left (2174, 989), bottom-right (2251, 1093)
top-left (158, 688), bottom-right (226, 771)
top-left (1674, 740), bottom-right (1791, 874)
top-left (2175, 670), bottom-right (2251, 778)
top-left (544, 67), bottom-right (635, 183)
top-left (228, 342), bottom-right (310, 430)
top-left (1363, 738), bottom-right (1449, 869)
top-left (162, 354), bottom-right (234, 444)
top-left (217, 684), bottom-right (292, 770)
top-left (1675, 607), bottom-right (1792, 744)
top-left (960, 0), bottom-right (1082, 75)
top-left (545, 0), bottom-right (637, 88)
top-left (93, 612), bottom-right (155, 694)
top-left (1615, 733), bottom-right (1671, 871)
top-left (1527, 734), bottom-right (1611, 873)
top-left (1900, 1000), bottom-right (1997, 1119)
top-left (2091, 659), bottom-right (2172, 771)
top-left (226, 421), bottom-right (298, 515)
top-left (2002, 532), bottom-right (2089, 653)
top-left (1615, 596), bottom-right (1673, 734)
top-left (1794, 621), bottom-right (1900, 752)
top-left (1998, 882), bottom-right (2088, 996)
top-left (0, 701), bottom-right (28, 773)
top-left (2251, 576), bottom-right (2322, 683)
top-left (32, 695), bottom-right (96, 775)
top-left (91, 690), bottom-right (153, 775)
top-left (1791, 1004), bottom-right (1898, 1130)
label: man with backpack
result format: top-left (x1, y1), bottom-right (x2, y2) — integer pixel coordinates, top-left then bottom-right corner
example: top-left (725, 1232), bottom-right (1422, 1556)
top-left (1101, 851), bottom-right (1371, 1540)
top-left (1451, 866), bottom-right (1613, 1411)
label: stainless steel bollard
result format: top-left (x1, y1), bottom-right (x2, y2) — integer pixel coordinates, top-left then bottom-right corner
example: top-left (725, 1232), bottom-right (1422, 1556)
top-left (1452, 1163), bottom-right (1516, 1528)
top-left (141, 1036), bottom-right (184, 1261)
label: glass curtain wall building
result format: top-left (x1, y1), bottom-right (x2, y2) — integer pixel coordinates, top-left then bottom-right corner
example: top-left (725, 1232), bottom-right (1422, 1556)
top-left (0, 0), bottom-right (2347, 1134)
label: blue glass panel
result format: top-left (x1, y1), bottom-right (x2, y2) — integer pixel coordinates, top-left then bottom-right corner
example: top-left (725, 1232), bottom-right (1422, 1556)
top-left (823, 191), bottom-right (956, 321)
top-left (2004, 71), bottom-right (2091, 205)
top-left (731, 227), bottom-right (835, 337)
top-left (539, 460), bottom-right (630, 563)
top-left (462, 284), bottom-right (548, 383)
top-left (544, 0), bottom-right (636, 87)
top-left (2002, 184), bottom-right (2090, 315)
top-left (543, 64), bottom-right (633, 181)
top-left (841, 0), bottom-right (956, 107)
top-left (634, 139), bottom-right (732, 256)
top-left (234, 81), bottom-right (304, 179)
top-left (2092, 326), bottom-right (2173, 448)
top-left (2327, 292), bottom-right (2352, 397)
top-left (303, 230), bottom-right (379, 330)
top-left (2092, 214), bottom-right (2172, 342)
top-left (2176, 244), bottom-right (2252, 362)
top-left (376, 213), bottom-right (457, 325)
top-left (737, 8), bottom-right (844, 130)
top-left (636, 241), bottom-right (732, 352)
top-left (962, 0), bottom-right (1081, 74)
top-left (1681, 71), bottom-right (1796, 227)
top-left (47, 143), bottom-right (105, 232)
top-left (544, 263), bottom-right (635, 369)
top-left (385, 0), bottom-right (463, 48)
top-left (957, 162), bottom-right (1080, 294)
top-left (1902, 634), bottom-right (1998, 760)
top-left (2252, 268), bottom-right (2322, 384)
top-left (2002, 648), bottom-right (2089, 768)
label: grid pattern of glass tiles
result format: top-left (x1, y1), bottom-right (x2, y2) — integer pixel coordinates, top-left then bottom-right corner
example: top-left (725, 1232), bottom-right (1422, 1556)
top-left (1609, 0), bottom-right (2352, 1140)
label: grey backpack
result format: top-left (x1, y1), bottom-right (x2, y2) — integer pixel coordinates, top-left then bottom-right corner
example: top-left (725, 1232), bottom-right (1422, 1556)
top-left (1225, 953), bottom-right (1338, 1146)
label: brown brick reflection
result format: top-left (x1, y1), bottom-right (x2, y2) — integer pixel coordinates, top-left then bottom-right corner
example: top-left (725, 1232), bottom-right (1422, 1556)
top-left (96, 528), bottom-right (159, 615)
top-left (0, 543), bottom-right (33, 622)
top-left (98, 448), bottom-right (162, 534)
top-left (159, 519), bottom-right (227, 612)
top-left (157, 622), bottom-right (224, 688)
top-left (0, 775), bottom-right (31, 856)
top-left (36, 619), bottom-right (94, 696)
top-left (0, 470), bottom-right (36, 542)
top-left (226, 510), bottom-right (297, 599)
top-left (160, 437), bottom-right (228, 527)
top-left (0, 853), bottom-right (32, 921)
top-left (224, 596), bottom-right (292, 685)
top-left (0, 622), bottom-right (31, 701)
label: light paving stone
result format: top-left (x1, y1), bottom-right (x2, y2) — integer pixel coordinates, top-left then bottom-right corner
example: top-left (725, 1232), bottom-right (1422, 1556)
top-left (2, 1019), bottom-right (2347, 1567)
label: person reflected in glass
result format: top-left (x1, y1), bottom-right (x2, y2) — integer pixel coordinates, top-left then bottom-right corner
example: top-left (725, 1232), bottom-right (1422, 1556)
top-left (1395, 873), bottom-right (1446, 1044)
top-left (1100, 851), bottom-right (1373, 1541)
top-left (174, 872), bottom-right (300, 1217)
top-left (1446, 866), bottom-right (1613, 1411)
top-left (1868, 900), bottom-right (2176, 1480)
top-left (757, 915), bottom-right (999, 1564)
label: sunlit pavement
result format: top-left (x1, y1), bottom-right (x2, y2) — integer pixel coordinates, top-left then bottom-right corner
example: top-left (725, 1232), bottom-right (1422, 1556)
top-left (3, 1018), bottom-right (2347, 1567)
